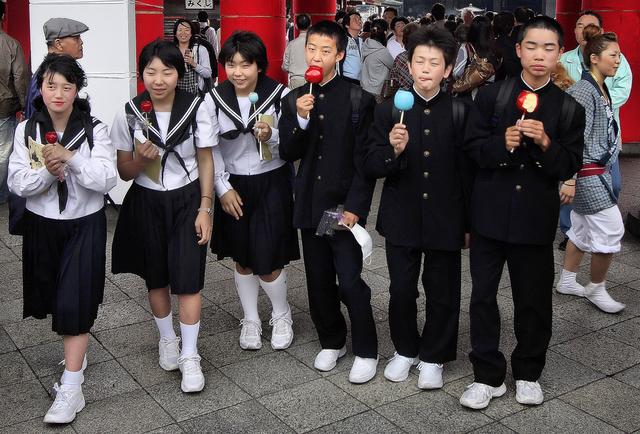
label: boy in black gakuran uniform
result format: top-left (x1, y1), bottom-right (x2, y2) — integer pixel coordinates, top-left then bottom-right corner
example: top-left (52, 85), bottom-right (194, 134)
top-left (364, 27), bottom-right (473, 390)
top-left (278, 20), bottom-right (379, 384)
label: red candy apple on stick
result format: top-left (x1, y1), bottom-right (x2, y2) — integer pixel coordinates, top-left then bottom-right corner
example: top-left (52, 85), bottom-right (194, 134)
top-left (45, 131), bottom-right (58, 145)
top-left (140, 100), bottom-right (153, 140)
top-left (513, 90), bottom-right (539, 153)
top-left (305, 66), bottom-right (323, 94)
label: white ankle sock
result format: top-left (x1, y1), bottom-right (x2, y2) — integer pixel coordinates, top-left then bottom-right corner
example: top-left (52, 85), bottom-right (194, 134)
top-left (259, 271), bottom-right (290, 317)
top-left (180, 321), bottom-right (200, 357)
top-left (560, 269), bottom-right (578, 286)
top-left (154, 312), bottom-right (177, 340)
top-left (61, 368), bottom-right (84, 390)
top-left (234, 270), bottom-right (261, 322)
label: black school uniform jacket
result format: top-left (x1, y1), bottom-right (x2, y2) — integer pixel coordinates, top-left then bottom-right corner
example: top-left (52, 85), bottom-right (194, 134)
top-left (279, 76), bottom-right (376, 229)
top-left (464, 77), bottom-right (585, 245)
top-left (364, 90), bottom-right (473, 251)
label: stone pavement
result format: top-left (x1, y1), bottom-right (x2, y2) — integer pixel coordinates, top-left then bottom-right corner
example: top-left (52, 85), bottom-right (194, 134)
top-left (1, 159), bottom-right (640, 434)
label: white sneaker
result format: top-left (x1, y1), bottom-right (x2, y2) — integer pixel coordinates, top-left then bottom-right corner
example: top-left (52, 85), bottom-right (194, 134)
top-left (158, 336), bottom-right (180, 371)
top-left (313, 346), bottom-right (347, 372)
top-left (384, 352), bottom-right (418, 382)
top-left (459, 382), bottom-right (507, 410)
top-left (585, 282), bottom-right (625, 313)
top-left (178, 354), bottom-right (205, 393)
top-left (349, 356), bottom-right (378, 384)
top-left (43, 383), bottom-right (85, 424)
top-left (239, 319), bottom-right (262, 350)
top-left (556, 280), bottom-right (585, 297)
top-left (417, 361), bottom-right (444, 389)
top-left (269, 309), bottom-right (294, 350)
top-left (515, 380), bottom-right (544, 405)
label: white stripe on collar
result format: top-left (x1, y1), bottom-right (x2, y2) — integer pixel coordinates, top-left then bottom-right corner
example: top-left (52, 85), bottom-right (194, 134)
top-left (166, 96), bottom-right (200, 141)
top-left (247, 84), bottom-right (284, 124)
top-left (210, 88), bottom-right (245, 125)
top-left (412, 85), bottom-right (440, 103)
top-left (64, 129), bottom-right (85, 150)
top-left (128, 101), bottom-right (162, 139)
top-left (520, 72), bottom-right (551, 91)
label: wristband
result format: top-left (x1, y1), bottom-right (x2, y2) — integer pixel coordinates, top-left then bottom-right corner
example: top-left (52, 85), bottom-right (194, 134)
top-left (198, 207), bottom-right (213, 216)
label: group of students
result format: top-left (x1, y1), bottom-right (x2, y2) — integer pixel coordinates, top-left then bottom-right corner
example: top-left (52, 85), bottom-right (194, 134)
top-left (7, 12), bottom-right (625, 426)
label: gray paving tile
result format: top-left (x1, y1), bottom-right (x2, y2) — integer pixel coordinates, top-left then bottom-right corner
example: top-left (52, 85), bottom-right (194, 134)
top-left (106, 273), bottom-right (147, 299)
top-left (0, 327), bottom-right (17, 354)
top-left (0, 245), bottom-right (19, 264)
top-left (147, 368), bottom-right (251, 422)
top-left (0, 350), bottom-right (35, 386)
top-left (0, 416), bottom-right (76, 433)
top-left (0, 298), bottom-right (23, 325)
top-left (21, 335), bottom-right (112, 378)
top-left (502, 398), bottom-right (623, 434)
top-left (309, 410), bottom-right (401, 433)
top-left (117, 349), bottom-right (181, 388)
top-left (539, 349), bottom-right (605, 398)
top-left (0, 379), bottom-right (51, 428)
top-left (561, 378), bottom-right (640, 432)
top-left (376, 390), bottom-right (493, 433)
top-left (200, 277), bottom-right (242, 306)
top-left (145, 424), bottom-right (184, 434)
top-left (203, 261), bottom-right (235, 284)
top-left (258, 378), bottom-right (368, 433)
top-left (93, 320), bottom-right (159, 358)
top-left (549, 316), bottom-right (591, 346)
top-left (4, 318), bottom-right (59, 349)
top-left (614, 363), bottom-right (640, 389)
top-left (179, 400), bottom-right (293, 433)
top-left (469, 422), bottom-right (516, 434)
top-left (220, 351), bottom-right (319, 397)
top-left (198, 328), bottom-right (274, 368)
top-left (72, 389), bottom-right (173, 433)
top-left (197, 305), bottom-right (239, 337)
top-left (601, 260), bottom-right (640, 284)
top-left (602, 317), bottom-right (640, 350)
top-left (41, 359), bottom-right (140, 404)
top-left (552, 331), bottom-right (640, 375)
top-left (101, 280), bottom-right (130, 305)
top-left (91, 299), bottom-right (152, 332)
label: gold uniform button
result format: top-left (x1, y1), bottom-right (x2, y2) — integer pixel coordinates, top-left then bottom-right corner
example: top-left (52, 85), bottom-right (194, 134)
top-left (318, 155), bottom-right (322, 160)
top-left (319, 135), bottom-right (324, 140)
top-left (317, 175), bottom-right (322, 180)
top-left (318, 114), bottom-right (325, 120)
top-left (319, 93), bottom-right (325, 99)
top-left (519, 164), bottom-right (525, 170)
top-left (423, 172), bottom-right (429, 178)
top-left (515, 185), bottom-right (523, 192)
top-left (423, 150), bottom-right (431, 157)
top-left (424, 109), bottom-right (431, 115)
top-left (424, 129), bottom-right (431, 136)
top-left (422, 193), bottom-right (429, 199)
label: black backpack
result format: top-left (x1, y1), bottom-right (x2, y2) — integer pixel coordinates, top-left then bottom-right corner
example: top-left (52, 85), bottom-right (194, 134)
top-left (193, 34), bottom-right (218, 85)
top-left (8, 116), bottom-right (98, 235)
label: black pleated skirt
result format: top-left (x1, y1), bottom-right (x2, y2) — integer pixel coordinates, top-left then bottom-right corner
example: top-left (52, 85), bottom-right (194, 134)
top-left (112, 180), bottom-right (207, 294)
top-left (22, 208), bottom-right (107, 335)
top-left (212, 164), bottom-right (300, 275)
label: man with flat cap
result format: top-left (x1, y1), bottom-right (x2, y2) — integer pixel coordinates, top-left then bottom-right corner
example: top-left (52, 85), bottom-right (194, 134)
top-left (24, 17), bottom-right (89, 119)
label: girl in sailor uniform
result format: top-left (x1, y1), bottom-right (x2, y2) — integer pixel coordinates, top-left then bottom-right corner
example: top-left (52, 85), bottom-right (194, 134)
top-left (8, 54), bottom-right (117, 424)
top-left (204, 31), bottom-right (299, 351)
top-left (110, 40), bottom-right (215, 393)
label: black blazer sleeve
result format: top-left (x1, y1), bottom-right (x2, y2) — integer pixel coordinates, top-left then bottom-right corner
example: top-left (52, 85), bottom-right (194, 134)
top-left (363, 100), bottom-right (407, 179)
top-left (278, 90), bottom-right (312, 162)
top-left (456, 103), bottom-right (475, 232)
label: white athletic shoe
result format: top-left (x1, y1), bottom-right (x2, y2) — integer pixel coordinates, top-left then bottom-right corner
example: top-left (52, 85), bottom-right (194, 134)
top-left (556, 280), bottom-right (585, 297)
top-left (417, 361), bottom-right (444, 389)
top-left (459, 382), bottom-right (507, 410)
top-left (178, 354), bottom-right (205, 393)
top-left (269, 309), bottom-right (294, 350)
top-left (158, 336), bottom-right (180, 371)
top-left (349, 356), bottom-right (378, 384)
top-left (515, 380), bottom-right (544, 405)
top-left (383, 352), bottom-right (418, 382)
top-left (239, 319), bottom-right (263, 350)
top-left (313, 346), bottom-right (347, 372)
top-left (43, 383), bottom-right (85, 424)
top-left (585, 282), bottom-right (625, 313)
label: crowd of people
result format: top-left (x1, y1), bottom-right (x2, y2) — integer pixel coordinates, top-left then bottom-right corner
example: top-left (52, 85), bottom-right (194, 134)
top-left (0, 0), bottom-right (634, 427)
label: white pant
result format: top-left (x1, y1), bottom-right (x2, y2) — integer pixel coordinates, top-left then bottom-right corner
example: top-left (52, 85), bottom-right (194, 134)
top-left (567, 205), bottom-right (624, 254)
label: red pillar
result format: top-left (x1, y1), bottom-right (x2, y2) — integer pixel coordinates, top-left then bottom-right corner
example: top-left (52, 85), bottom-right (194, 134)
top-left (3, 0), bottom-right (31, 67)
top-left (582, 0), bottom-right (640, 143)
top-left (556, 0), bottom-right (582, 50)
top-left (135, 0), bottom-right (164, 93)
top-left (220, 0), bottom-right (287, 83)
top-left (292, 0), bottom-right (337, 29)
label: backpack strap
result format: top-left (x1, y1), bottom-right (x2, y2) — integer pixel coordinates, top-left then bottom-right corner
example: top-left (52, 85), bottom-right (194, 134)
top-left (491, 77), bottom-right (517, 128)
top-left (350, 84), bottom-right (362, 129)
top-left (451, 98), bottom-right (467, 145)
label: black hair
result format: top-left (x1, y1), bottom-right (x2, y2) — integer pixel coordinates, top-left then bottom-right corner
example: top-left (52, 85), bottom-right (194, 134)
top-left (391, 16), bottom-right (409, 31)
top-left (431, 3), bottom-right (445, 21)
top-left (306, 20), bottom-right (348, 53)
top-left (343, 11), bottom-right (361, 28)
top-left (219, 31), bottom-right (269, 76)
top-left (197, 10), bottom-right (208, 23)
top-left (444, 20), bottom-right (457, 36)
top-left (0, 2), bottom-right (5, 19)
top-left (383, 7), bottom-right (398, 17)
top-left (485, 11), bottom-right (495, 21)
top-left (518, 15), bottom-right (564, 48)
top-left (402, 22), bottom-right (420, 47)
top-left (419, 17), bottom-right (430, 27)
top-left (172, 18), bottom-right (197, 48)
top-left (362, 21), bottom-right (371, 33)
top-left (36, 53), bottom-right (87, 92)
top-left (447, 14), bottom-right (456, 21)
top-left (493, 11), bottom-right (515, 38)
top-left (467, 16), bottom-right (494, 58)
top-left (514, 7), bottom-right (531, 24)
top-left (579, 10), bottom-right (603, 27)
top-left (407, 26), bottom-right (457, 68)
top-left (369, 19), bottom-right (389, 45)
top-left (335, 10), bottom-right (347, 23)
top-left (296, 13), bottom-right (311, 31)
top-left (138, 39), bottom-right (186, 79)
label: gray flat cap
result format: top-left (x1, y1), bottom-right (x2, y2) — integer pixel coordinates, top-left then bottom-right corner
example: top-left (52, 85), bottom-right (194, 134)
top-left (43, 18), bottom-right (89, 42)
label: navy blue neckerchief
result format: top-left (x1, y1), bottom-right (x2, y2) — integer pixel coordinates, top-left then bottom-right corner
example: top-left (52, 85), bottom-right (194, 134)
top-left (125, 89), bottom-right (203, 185)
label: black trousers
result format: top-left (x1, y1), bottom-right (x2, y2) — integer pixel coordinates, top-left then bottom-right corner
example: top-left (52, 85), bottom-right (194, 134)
top-left (469, 233), bottom-right (554, 386)
top-left (386, 241), bottom-right (461, 363)
top-left (301, 228), bottom-right (378, 358)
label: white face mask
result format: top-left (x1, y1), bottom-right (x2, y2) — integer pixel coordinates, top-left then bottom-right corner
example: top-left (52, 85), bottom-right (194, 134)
top-left (346, 223), bottom-right (373, 265)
